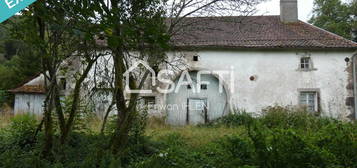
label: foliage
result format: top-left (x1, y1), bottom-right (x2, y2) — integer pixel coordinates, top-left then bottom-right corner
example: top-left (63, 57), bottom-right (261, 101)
top-left (3, 40), bottom-right (23, 60)
top-left (0, 17), bottom-right (39, 103)
top-left (60, 96), bottom-right (96, 134)
top-left (1, 0), bottom-right (266, 157)
top-left (1, 107), bottom-right (357, 167)
top-left (260, 106), bottom-right (337, 130)
top-left (208, 110), bottom-right (255, 127)
top-left (0, 114), bottom-right (38, 153)
top-left (0, 42), bottom-right (41, 104)
top-left (309, 0), bottom-right (357, 41)
top-left (0, 90), bottom-right (9, 106)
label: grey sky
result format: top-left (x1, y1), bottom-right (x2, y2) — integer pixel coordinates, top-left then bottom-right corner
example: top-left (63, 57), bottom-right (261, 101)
top-left (256, 0), bottom-right (350, 22)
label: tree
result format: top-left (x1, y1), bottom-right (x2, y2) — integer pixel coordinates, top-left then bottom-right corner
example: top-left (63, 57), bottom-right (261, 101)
top-left (0, 18), bottom-right (40, 106)
top-left (10, 0), bottom-right (104, 157)
top-left (82, 0), bottom-right (263, 156)
top-left (351, 0), bottom-right (357, 42)
top-left (7, 0), bottom-right (263, 160)
top-left (0, 45), bottom-right (42, 88)
top-left (0, 42), bottom-right (42, 106)
top-left (309, 0), bottom-right (357, 42)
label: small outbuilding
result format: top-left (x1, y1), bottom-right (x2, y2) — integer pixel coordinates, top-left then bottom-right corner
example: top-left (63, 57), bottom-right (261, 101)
top-left (9, 75), bottom-right (46, 115)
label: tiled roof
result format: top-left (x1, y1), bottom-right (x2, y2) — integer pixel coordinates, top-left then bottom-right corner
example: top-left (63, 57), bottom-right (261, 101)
top-left (169, 16), bottom-right (357, 49)
top-left (9, 85), bottom-right (45, 94)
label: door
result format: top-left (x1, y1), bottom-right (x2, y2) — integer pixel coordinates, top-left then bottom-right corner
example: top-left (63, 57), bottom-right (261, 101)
top-left (187, 98), bottom-right (208, 125)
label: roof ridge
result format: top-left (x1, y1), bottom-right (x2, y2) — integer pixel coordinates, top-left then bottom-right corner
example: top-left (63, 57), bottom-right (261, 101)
top-left (174, 39), bottom-right (354, 42)
top-left (179, 15), bottom-right (280, 19)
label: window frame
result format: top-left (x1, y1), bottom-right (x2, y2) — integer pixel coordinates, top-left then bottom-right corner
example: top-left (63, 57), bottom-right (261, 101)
top-left (300, 57), bottom-right (310, 69)
top-left (298, 89), bottom-right (320, 112)
top-left (142, 96), bottom-right (156, 110)
top-left (200, 84), bottom-right (208, 90)
top-left (298, 56), bottom-right (316, 71)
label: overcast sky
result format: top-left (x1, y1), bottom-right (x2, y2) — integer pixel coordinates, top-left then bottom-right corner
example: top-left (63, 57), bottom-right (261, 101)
top-left (256, 0), bottom-right (350, 22)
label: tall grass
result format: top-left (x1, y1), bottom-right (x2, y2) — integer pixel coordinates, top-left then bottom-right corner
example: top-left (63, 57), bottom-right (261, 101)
top-left (0, 114), bottom-right (11, 129)
top-left (0, 105), bottom-right (12, 129)
top-left (0, 106), bottom-right (356, 168)
top-left (146, 125), bottom-right (245, 148)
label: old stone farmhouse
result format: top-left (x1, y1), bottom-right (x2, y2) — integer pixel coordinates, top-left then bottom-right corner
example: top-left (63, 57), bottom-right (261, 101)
top-left (10, 0), bottom-right (357, 125)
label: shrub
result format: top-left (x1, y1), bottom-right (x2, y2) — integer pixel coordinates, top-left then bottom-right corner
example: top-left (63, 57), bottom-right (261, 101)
top-left (316, 122), bottom-right (357, 167)
top-left (209, 110), bottom-right (255, 127)
top-left (204, 135), bottom-right (256, 167)
top-left (0, 106), bottom-right (356, 168)
top-left (133, 133), bottom-right (192, 168)
top-left (265, 129), bottom-right (335, 168)
top-left (5, 114), bottom-right (38, 149)
top-left (0, 114), bottom-right (43, 168)
top-left (260, 106), bottom-right (337, 131)
top-left (0, 90), bottom-right (8, 106)
top-left (61, 96), bottom-right (96, 134)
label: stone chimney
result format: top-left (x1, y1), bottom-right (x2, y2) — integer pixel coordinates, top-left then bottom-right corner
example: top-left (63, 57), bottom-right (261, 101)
top-left (280, 0), bottom-right (298, 23)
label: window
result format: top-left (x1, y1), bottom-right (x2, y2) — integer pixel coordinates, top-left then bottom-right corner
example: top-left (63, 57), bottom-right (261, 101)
top-left (300, 57), bottom-right (311, 70)
top-left (153, 66), bottom-right (159, 77)
top-left (299, 91), bottom-right (318, 112)
top-left (201, 84), bottom-right (207, 90)
top-left (143, 96), bottom-right (156, 110)
top-left (193, 55), bottom-right (199, 61)
top-left (59, 78), bottom-right (66, 90)
top-left (187, 85), bottom-right (192, 89)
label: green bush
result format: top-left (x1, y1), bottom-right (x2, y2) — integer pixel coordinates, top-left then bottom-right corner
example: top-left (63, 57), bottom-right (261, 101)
top-left (316, 122), bottom-right (357, 167)
top-left (0, 90), bottom-right (8, 105)
top-left (0, 107), bottom-right (356, 168)
top-left (0, 114), bottom-right (44, 168)
top-left (209, 110), bottom-right (255, 127)
top-left (266, 129), bottom-right (335, 168)
top-left (257, 106), bottom-right (339, 132)
top-left (5, 114), bottom-right (37, 148)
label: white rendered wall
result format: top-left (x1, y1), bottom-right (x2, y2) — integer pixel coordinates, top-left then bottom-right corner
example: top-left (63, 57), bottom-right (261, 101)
top-left (176, 50), bottom-right (354, 119)
top-left (14, 94), bottom-right (46, 116)
top-left (85, 50), bottom-right (355, 120)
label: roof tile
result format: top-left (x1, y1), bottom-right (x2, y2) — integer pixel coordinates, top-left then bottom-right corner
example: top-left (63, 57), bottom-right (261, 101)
top-left (9, 85), bottom-right (45, 94)
top-left (169, 16), bottom-right (357, 49)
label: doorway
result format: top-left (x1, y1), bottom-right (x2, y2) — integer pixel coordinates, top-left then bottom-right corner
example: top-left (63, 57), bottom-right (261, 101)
top-left (187, 98), bottom-right (208, 125)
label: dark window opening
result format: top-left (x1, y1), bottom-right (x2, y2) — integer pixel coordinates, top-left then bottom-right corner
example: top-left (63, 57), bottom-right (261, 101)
top-left (153, 66), bottom-right (159, 77)
top-left (187, 85), bottom-right (192, 89)
top-left (59, 78), bottom-right (66, 90)
top-left (201, 84), bottom-right (207, 90)
top-left (193, 55), bottom-right (199, 61)
top-left (144, 96), bottom-right (156, 110)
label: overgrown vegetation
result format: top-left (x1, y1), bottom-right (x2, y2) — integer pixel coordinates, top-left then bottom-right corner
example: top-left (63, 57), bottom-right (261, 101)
top-left (1, 107), bottom-right (356, 168)
top-left (0, 0), bottom-right (356, 166)
top-left (0, 18), bottom-right (42, 106)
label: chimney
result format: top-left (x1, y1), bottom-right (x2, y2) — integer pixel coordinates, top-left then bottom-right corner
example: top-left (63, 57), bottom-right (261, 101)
top-left (280, 0), bottom-right (298, 23)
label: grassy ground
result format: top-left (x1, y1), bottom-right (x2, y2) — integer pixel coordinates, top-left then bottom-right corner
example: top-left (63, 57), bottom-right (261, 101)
top-left (0, 104), bottom-right (12, 128)
top-left (144, 116), bottom-right (247, 148)
top-left (79, 115), bottom-right (246, 148)
top-left (0, 115), bottom-right (10, 129)
top-left (0, 112), bottom-right (12, 129)
top-left (1, 110), bottom-right (357, 168)
top-left (146, 125), bottom-right (245, 148)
